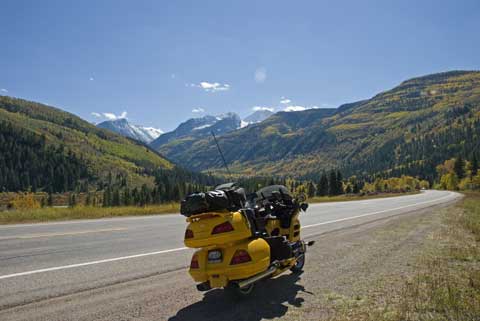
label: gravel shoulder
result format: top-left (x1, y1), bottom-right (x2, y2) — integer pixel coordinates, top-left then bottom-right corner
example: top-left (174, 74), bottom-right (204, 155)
top-left (0, 202), bottom-right (456, 321)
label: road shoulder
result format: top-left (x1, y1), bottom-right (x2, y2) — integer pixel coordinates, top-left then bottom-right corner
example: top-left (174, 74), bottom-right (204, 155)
top-left (0, 197), bottom-right (465, 321)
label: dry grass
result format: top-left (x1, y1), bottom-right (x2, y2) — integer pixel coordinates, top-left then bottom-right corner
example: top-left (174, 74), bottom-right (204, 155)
top-left (325, 193), bottom-right (480, 321)
top-left (392, 195), bottom-right (480, 321)
top-left (309, 191), bottom-right (420, 204)
top-left (0, 203), bottom-right (180, 224)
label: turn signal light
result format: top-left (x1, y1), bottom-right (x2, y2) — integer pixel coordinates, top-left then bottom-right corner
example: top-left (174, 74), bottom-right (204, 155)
top-left (185, 229), bottom-right (194, 239)
top-left (211, 221), bottom-right (234, 234)
top-left (190, 254), bottom-right (199, 269)
top-left (230, 250), bottom-right (252, 265)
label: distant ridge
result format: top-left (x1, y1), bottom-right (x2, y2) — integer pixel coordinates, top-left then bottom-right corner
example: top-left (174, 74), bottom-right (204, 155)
top-left (151, 70), bottom-right (480, 180)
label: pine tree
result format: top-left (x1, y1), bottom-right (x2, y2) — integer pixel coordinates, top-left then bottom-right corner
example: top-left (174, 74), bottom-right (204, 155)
top-left (317, 172), bottom-right (328, 196)
top-left (306, 181), bottom-right (315, 198)
top-left (124, 188), bottom-right (131, 206)
top-left (85, 193), bottom-right (91, 206)
top-left (454, 156), bottom-right (465, 179)
top-left (328, 170), bottom-right (337, 196)
top-left (336, 170), bottom-right (344, 194)
top-left (472, 154), bottom-right (478, 177)
top-left (68, 193), bottom-right (77, 207)
top-left (47, 193), bottom-right (53, 206)
top-left (103, 188), bottom-right (111, 207)
top-left (112, 188), bottom-right (121, 206)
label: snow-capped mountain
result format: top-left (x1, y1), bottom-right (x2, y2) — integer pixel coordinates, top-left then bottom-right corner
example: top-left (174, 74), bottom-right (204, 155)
top-left (243, 109), bottom-right (274, 125)
top-left (97, 118), bottom-right (163, 143)
top-left (150, 113), bottom-right (241, 150)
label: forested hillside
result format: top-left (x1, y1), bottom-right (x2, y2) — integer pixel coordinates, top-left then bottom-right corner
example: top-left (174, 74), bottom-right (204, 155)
top-left (154, 108), bottom-right (337, 174)
top-left (0, 121), bottom-right (90, 192)
top-left (154, 71), bottom-right (480, 182)
top-left (0, 96), bottom-right (174, 192)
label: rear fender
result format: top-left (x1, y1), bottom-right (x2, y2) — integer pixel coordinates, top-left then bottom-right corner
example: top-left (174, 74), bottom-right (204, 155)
top-left (188, 238), bottom-right (270, 288)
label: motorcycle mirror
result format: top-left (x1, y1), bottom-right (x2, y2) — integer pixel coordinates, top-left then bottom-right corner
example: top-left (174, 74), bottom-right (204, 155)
top-left (300, 203), bottom-right (309, 212)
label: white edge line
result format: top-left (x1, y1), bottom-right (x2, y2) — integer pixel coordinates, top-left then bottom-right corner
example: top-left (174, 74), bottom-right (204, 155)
top-left (0, 192), bottom-right (458, 281)
top-left (0, 247), bottom-right (188, 281)
top-left (302, 192), bottom-right (456, 229)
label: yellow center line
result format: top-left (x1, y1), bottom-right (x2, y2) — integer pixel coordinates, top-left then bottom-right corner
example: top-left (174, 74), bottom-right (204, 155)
top-left (0, 228), bottom-right (128, 240)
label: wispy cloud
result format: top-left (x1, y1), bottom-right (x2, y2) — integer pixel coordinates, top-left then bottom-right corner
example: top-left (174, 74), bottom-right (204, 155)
top-left (280, 98), bottom-right (291, 104)
top-left (254, 67), bottom-right (267, 83)
top-left (89, 77), bottom-right (94, 81)
top-left (252, 106), bottom-right (275, 112)
top-left (92, 111), bottom-right (128, 121)
top-left (192, 107), bottom-right (205, 113)
top-left (103, 113), bottom-right (118, 120)
top-left (188, 81), bottom-right (230, 92)
top-left (0, 88), bottom-right (8, 93)
top-left (284, 105), bottom-right (307, 112)
top-left (283, 103), bottom-right (333, 112)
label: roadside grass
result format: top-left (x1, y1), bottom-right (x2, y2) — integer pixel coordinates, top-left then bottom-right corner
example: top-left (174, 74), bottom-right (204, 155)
top-left (392, 193), bottom-right (480, 321)
top-left (308, 191), bottom-right (420, 204)
top-left (0, 203), bottom-right (180, 224)
top-left (327, 192), bottom-right (480, 321)
top-left (0, 191), bottom-right (422, 225)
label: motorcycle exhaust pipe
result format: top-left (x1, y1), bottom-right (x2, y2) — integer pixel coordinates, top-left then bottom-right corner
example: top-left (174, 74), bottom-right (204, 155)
top-left (237, 265), bottom-right (277, 289)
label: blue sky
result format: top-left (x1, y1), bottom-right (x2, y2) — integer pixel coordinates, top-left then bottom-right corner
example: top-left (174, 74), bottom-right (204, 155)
top-left (1, 0), bottom-right (479, 131)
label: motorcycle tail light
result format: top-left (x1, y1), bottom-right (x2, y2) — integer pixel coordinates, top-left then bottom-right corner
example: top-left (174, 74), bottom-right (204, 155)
top-left (211, 221), bottom-right (234, 234)
top-left (190, 254), bottom-right (199, 269)
top-left (230, 250), bottom-right (251, 265)
top-left (185, 229), bottom-right (194, 239)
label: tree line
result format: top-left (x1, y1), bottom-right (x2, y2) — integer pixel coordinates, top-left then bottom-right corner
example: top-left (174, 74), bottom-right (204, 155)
top-left (0, 121), bottom-right (91, 193)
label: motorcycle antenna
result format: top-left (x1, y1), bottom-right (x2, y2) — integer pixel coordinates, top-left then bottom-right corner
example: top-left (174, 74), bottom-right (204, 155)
top-left (211, 130), bottom-right (232, 177)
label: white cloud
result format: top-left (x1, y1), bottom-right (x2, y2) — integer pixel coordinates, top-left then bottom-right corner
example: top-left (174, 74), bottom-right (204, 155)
top-left (280, 98), bottom-right (291, 104)
top-left (284, 105), bottom-right (307, 112)
top-left (254, 67), bottom-right (267, 83)
top-left (252, 106), bottom-right (275, 112)
top-left (188, 81), bottom-right (230, 92)
top-left (96, 111), bottom-right (128, 120)
top-left (89, 77), bottom-right (94, 81)
top-left (91, 112), bottom-right (102, 118)
top-left (192, 107), bottom-right (205, 113)
top-left (311, 103), bottom-right (334, 109)
top-left (200, 81), bottom-right (230, 92)
top-left (0, 88), bottom-right (8, 93)
top-left (283, 104), bottom-right (333, 112)
top-left (103, 113), bottom-right (117, 120)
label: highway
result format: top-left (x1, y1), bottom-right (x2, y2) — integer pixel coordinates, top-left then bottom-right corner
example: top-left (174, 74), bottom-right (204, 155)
top-left (0, 190), bottom-right (461, 320)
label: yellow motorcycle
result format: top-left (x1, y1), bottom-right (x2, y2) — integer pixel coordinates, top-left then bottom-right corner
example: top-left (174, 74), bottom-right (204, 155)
top-left (181, 183), bottom-right (313, 297)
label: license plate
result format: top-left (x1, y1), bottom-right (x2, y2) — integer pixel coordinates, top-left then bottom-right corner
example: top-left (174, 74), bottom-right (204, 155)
top-left (208, 250), bottom-right (222, 263)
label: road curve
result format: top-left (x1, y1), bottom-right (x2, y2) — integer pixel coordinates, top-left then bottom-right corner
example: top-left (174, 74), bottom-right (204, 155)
top-left (0, 190), bottom-right (461, 315)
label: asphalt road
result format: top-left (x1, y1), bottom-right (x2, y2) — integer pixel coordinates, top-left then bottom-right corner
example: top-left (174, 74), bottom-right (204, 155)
top-left (0, 190), bottom-right (461, 319)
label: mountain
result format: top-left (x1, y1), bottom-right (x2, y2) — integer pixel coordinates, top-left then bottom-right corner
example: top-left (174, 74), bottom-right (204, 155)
top-left (243, 109), bottom-right (274, 125)
top-left (154, 108), bottom-right (337, 173)
top-left (152, 71), bottom-right (480, 180)
top-left (150, 112), bottom-right (241, 150)
top-left (0, 96), bottom-right (173, 191)
top-left (97, 118), bottom-right (163, 143)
